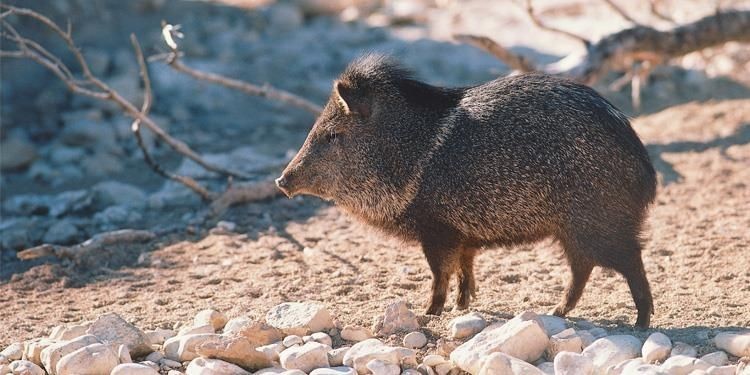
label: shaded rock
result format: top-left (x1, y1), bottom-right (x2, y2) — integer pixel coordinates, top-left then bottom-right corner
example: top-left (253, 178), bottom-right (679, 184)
top-left (545, 328), bottom-right (582, 359)
top-left (328, 347), bottom-right (350, 367)
top-left (536, 361), bottom-right (554, 375)
top-left (581, 335), bottom-right (642, 373)
top-left (144, 329), bottom-right (176, 345)
top-left (554, 351), bottom-right (593, 375)
top-left (59, 111), bottom-right (116, 149)
top-left (642, 332), bottom-right (672, 363)
top-left (700, 351), bottom-right (729, 366)
top-left (341, 326), bottom-right (374, 342)
top-left (194, 334), bottom-right (272, 370)
top-left (536, 315), bottom-right (567, 337)
top-left (178, 324), bottom-right (215, 337)
top-left (85, 313), bottom-right (151, 357)
top-left (671, 341), bottom-right (698, 358)
top-left (283, 335), bottom-right (304, 347)
top-left (417, 363), bottom-right (436, 375)
top-left (92, 181), bottom-right (146, 209)
top-left (660, 355), bottom-right (711, 374)
top-left (343, 339), bottom-right (415, 374)
top-left (223, 317), bottom-right (252, 335)
top-left (185, 357), bottom-right (251, 375)
top-left (56, 343), bottom-right (119, 375)
top-left (111, 363), bottom-right (160, 375)
top-left (375, 301), bottom-right (419, 336)
top-left (0, 137), bottom-right (36, 171)
top-left (279, 341), bottom-right (330, 373)
top-left (117, 344), bottom-right (131, 364)
top-left (93, 205), bottom-right (142, 228)
top-left (258, 341), bottom-right (285, 362)
top-left (22, 339), bottom-right (55, 367)
top-left (605, 358), bottom-right (646, 375)
top-left (164, 333), bottom-right (220, 362)
top-left (42, 221), bottom-right (79, 245)
top-left (478, 351), bottom-right (543, 375)
top-left (310, 367), bottom-right (357, 375)
top-left (144, 352), bottom-right (163, 363)
top-left (714, 331), bottom-right (750, 357)
top-left (450, 311), bottom-right (549, 374)
top-left (448, 313), bottom-right (486, 340)
top-left (8, 360), bottom-right (45, 375)
top-left (41, 334), bottom-right (101, 375)
top-left (266, 302), bottom-right (335, 336)
top-left (366, 358), bottom-right (400, 375)
top-left (310, 332), bottom-right (333, 348)
top-left (194, 309), bottom-right (228, 331)
top-left (402, 332), bottom-right (426, 349)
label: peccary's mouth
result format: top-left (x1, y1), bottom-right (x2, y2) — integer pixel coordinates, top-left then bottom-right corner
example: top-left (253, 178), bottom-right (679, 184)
top-left (275, 176), bottom-right (293, 198)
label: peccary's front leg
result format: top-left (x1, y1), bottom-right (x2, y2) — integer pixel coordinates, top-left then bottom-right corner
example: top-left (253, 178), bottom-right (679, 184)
top-left (422, 241), bottom-right (460, 316)
top-left (456, 246), bottom-right (478, 310)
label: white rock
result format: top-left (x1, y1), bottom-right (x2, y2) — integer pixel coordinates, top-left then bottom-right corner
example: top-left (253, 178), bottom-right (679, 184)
top-left (86, 313), bottom-right (151, 357)
top-left (194, 331), bottom-right (274, 369)
top-left (605, 357), bottom-right (646, 375)
top-left (660, 355), bottom-right (711, 375)
top-left (401, 369), bottom-right (421, 375)
top-left (546, 328), bottom-right (582, 359)
top-left (279, 341), bottom-right (330, 373)
top-left (266, 302), bottom-right (335, 336)
top-left (707, 365), bottom-right (738, 375)
top-left (310, 366), bottom-right (357, 375)
top-left (144, 329), bottom-right (176, 345)
top-left (0, 363), bottom-right (9, 375)
top-left (0, 355), bottom-right (6, 365)
top-left (536, 315), bottom-right (567, 337)
top-left (8, 360), bottom-right (45, 375)
top-left (403, 332), bottom-right (427, 349)
top-left (55, 343), bottom-right (119, 375)
top-left (185, 357), bottom-right (251, 375)
top-left (422, 354), bottom-right (447, 367)
top-left (1, 343), bottom-right (23, 361)
top-left (178, 324), bottom-right (215, 337)
top-left (671, 342), bottom-right (698, 358)
top-left (581, 335), bottom-right (642, 373)
top-left (714, 331), bottom-right (750, 357)
top-left (450, 311), bottom-right (549, 374)
top-left (578, 330), bottom-right (597, 348)
top-left (41, 334), bottom-right (101, 375)
top-left (259, 341), bottom-right (286, 362)
top-left (163, 333), bottom-right (221, 362)
top-left (433, 362), bottom-right (456, 375)
top-left (417, 363), bottom-right (436, 375)
top-left (49, 323), bottom-right (91, 341)
top-left (311, 332), bottom-right (333, 348)
top-left (343, 339), bottom-right (415, 374)
top-left (22, 339), bottom-right (55, 367)
top-left (283, 335), bottom-right (304, 347)
top-left (194, 309), bottom-right (228, 331)
top-left (375, 301), bottom-right (419, 335)
top-left (478, 351), bottom-right (543, 375)
top-left (554, 351), bottom-right (593, 375)
top-left (642, 332), bottom-right (672, 363)
top-left (280, 371), bottom-right (307, 375)
top-left (161, 359), bottom-right (182, 368)
top-left (700, 351), bottom-right (728, 367)
top-left (223, 317), bottom-right (252, 335)
top-left (366, 359), bottom-right (401, 375)
top-left (111, 363), bottom-right (161, 375)
top-left (117, 344), bottom-right (132, 364)
top-left (448, 313), bottom-right (486, 339)
top-left (341, 326), bottom-right (374, 342)
top-left (328, 347), bottom-right (350, 367)
top-left (536, 361), bottom-right (554, 375)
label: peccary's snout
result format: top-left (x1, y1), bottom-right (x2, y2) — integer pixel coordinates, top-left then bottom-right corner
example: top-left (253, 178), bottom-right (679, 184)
top-left (275, 175), bottom-right (291, 198)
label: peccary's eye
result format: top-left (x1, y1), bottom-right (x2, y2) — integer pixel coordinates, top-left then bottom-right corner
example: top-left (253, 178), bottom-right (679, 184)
top-left (325, 131), bottom-right (339, 143)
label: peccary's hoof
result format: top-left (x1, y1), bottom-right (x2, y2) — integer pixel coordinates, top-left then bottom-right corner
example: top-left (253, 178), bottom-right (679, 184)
top-left (425, 305), bottom-right (444, 316)
top-left (550, 304), bottom-right (568, 318)
top-left (634, 315), bottom-right (650, 330)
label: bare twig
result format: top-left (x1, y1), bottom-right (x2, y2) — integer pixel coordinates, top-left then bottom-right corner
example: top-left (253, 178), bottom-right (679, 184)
top-left (601, 0), bottom-right (641, 25)
top-left (648, 0), bottom-right (676, 24)
top-left (157, 23), bottom-right (322, 115)
top-left (453, 34), bottom-right (536, 72)
top-left (209, 180), bottom-right (282, 217)
top-left (522, 0), bottom-right (590, 46)
top-left (17, 230), bottom-right (156, 261)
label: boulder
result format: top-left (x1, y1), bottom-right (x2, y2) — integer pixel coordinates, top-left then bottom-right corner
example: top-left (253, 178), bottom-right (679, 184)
top-left (279, 341), bottom-right (331, 373)
top-left (366, 359), bottom-right (400, 375)
top-left (448, 312), bottom-right (486, 339)
top-left (374, 301), bottom-right (419, 335)
top-left (581, 335), bottom-right (642, 373)
top-left (194, 334), bottom-right (273, 370)
top-left (660, 355), bottom-right (711, 375)
top-left (41, 334), bottom-right (101, 375)
top-left (309, 367), bottom-right (357, 375)
top-left (714, 331), bottom-right (750, 357)
top-left (85, 313), bottom-right (151, 357)
top-left (55, 343), bottom-right (119, 375)
top-left (478, 352), bottom-right (544, 375)
top-left (554, 351), bottom-right (593, 375)
top-left (266, 302), bottom-right (335, 336)
top-left (545, 328), bottom-right (582, 359)
top-left (642, 332), bottom-right (672, 363)
top-left (8, 360), bottom-right (45, 375)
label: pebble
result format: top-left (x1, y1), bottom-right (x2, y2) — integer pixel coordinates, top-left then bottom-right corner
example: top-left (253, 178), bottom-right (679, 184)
top-left (85, 312), bottom-right (152, 357)
top-left (185, 357), bottom-right (251, 375)
top-left (145, 352), bottom-right (163, 363)
top-left (422, 355), bottom-right (447, 367)
top-left (144, 329), bottom-right (176, 345)
top-left (671, 341), bottom-right (698, 358)
top-left (311, 332), bottom-right (333, 347)
top-left (700, 351), bottom-right (729, 366)
top-left (223, 317), bottom-right (252, 335)
top-left (642, 332), bottom-right (672, 363)
top-left (42, 220), bottom-right (79, 244)
top-left (163, 333), bottom-right (220, 362)
top-left (279, 341), bottom-right (331, 373)
top-left (554, 351), bottom-right (593, 375)
top-left (546, 328), bottom-right (582, 359)
top-left (0, 137), bottom-right (37, 171)
top-left (402, 332), bottom-right (427, 349)
top-left (284, 335), bottom-right (304, 347)
top-left (266, 302), bottom-right (335, 336)
top-left (341, 326), bottom-right (374, 342)
top-left (343, 339), bottom-right (415, 374)
top-left (56, 343), bottom-right (119, 375)
top-left (111, 363), bottom-right (161, 375)
top-left (366, 358), bottom-right (401, 375)
top-left (714, 331), bottom-right (750, 357)
top-left (450, 311), bottom-right (549, 374)
top-left (194, 333), bottom-right (272, 370)
top-left (477, 351), bottom-right (543, 375)
top-left (581, 335), bottom-right (642, 373)
top-left (660, 355), bottom-right (711, 374)
top-left (22, 339), bottom-right (55, 367)
top-left (327, 347), bottom-right (350, 367)
top-left (8, 360), bottom-right (45, 375)
top-left (374, 300), bottom-right (419, 335)
top-left (1, 343), bottom-right (23, 361)
top-left (194, 309), bottom-right (228, 331)
top-left (447, 312), bottom-right (486, 339)
top-left (309, 367), bottom-right (357, 375)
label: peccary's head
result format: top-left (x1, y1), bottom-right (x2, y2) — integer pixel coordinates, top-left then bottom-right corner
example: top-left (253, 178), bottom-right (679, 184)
top-left (276, 54), bottom-right (460, 221)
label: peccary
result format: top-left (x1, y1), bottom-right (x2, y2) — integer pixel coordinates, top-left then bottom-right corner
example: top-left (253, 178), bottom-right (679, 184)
top-left (276, 55), bottom-right (657, 328)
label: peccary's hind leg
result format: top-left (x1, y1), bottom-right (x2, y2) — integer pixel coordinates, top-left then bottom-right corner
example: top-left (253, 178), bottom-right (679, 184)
top-left (552, 249), bottom-right (594, 318)
top-left (615, 251), bottom-right (653, 329)
top-left (456, 246), bottom-right (478, 310)
top-left (422, 239), bottom-right (460, 316)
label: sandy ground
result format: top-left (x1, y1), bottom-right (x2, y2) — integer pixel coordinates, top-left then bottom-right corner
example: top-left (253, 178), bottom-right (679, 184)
top-left (2, 99), bottom-right (748, 354)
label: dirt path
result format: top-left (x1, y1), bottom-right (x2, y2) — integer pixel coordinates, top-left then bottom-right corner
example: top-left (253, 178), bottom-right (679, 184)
top-left (2, 99), bottom-right (749, 351)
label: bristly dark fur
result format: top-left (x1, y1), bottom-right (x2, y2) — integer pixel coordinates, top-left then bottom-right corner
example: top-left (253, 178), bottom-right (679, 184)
top-left (278, 54), bottom-right (658, 328)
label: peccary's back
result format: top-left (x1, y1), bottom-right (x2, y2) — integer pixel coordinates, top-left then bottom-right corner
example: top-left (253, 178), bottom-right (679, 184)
top-left (414, 74), bottom-right (656, 244)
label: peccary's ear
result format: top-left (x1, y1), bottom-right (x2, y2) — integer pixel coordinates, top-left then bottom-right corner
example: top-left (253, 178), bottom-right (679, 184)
top-left (334, 80), bottom-right (371, 118)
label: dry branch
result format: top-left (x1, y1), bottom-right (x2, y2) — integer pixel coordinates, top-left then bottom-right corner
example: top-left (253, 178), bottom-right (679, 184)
top-left (601, 0), bottom-right (641, 25)
top-left (209, 180), bottom-right (282, 217)
top-left (156, 23), bottom-right (323, 115)
top-left (453, 34), bottom-right (536, 72)
top-left (17, 230), bottom-right (156, 261)
top-left (522, 0), bottom-right (589, 46)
